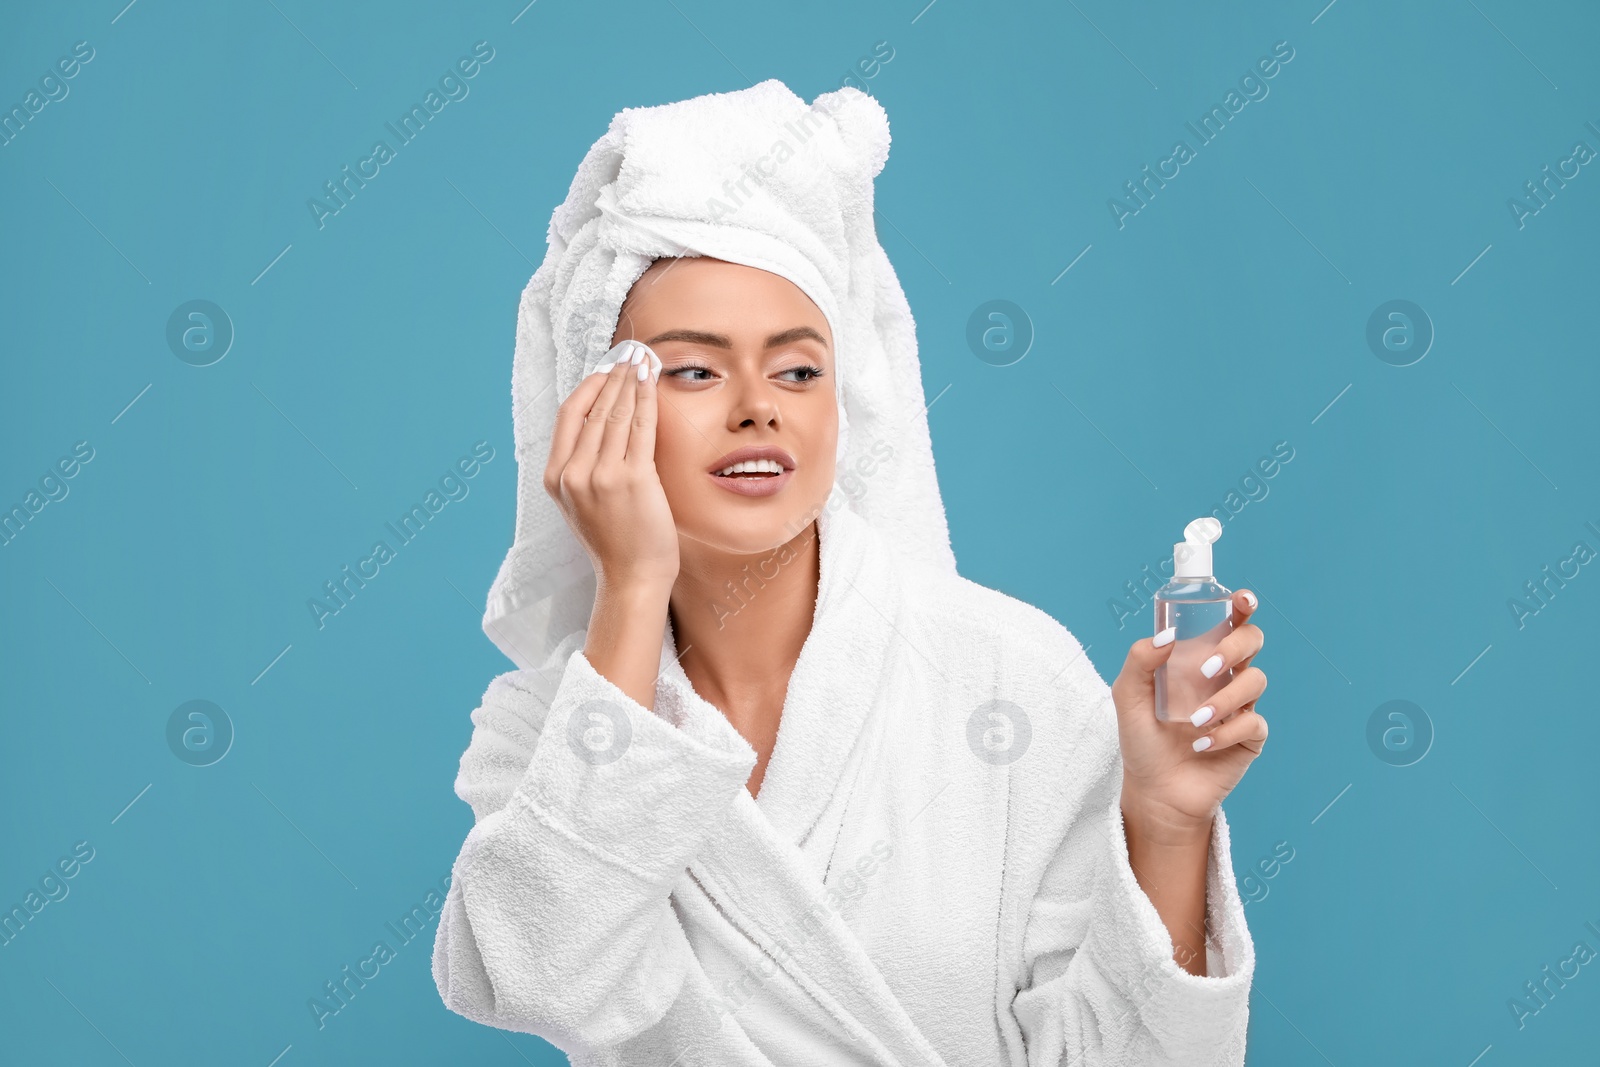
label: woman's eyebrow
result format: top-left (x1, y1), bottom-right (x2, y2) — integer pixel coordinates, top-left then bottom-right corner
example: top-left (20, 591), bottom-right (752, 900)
top-left (646, 328), bottom-right (731, 347)
top-left (643, 326), bottom-right (828, 349)
top-left (762, 326), bottom-right (827, 348)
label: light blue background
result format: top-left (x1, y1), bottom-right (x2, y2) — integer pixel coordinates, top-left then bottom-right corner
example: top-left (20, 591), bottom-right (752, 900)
top-left (3, 1), bottom-right (1596, 1064)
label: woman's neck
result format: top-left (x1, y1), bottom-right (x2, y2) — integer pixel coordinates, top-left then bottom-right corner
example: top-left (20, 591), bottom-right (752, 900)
top-left (668, 521), bottom-right (821, 718)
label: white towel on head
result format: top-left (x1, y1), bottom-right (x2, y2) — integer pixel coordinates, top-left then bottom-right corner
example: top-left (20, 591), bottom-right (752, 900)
top-left (483, 78), bottom-right (956, 670)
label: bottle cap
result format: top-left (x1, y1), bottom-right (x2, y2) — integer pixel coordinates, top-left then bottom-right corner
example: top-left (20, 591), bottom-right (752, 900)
top-left (1174, 516), bottom-right (1222, 579)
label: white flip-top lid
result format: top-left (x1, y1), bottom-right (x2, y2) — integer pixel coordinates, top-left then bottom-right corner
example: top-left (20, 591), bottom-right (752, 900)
top-left (1174, 516), bottom-right (1222, 579)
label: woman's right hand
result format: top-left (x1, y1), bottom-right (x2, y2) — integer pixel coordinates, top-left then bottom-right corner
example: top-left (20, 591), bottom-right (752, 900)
top-left (544, 340), bottom-right (678, 595)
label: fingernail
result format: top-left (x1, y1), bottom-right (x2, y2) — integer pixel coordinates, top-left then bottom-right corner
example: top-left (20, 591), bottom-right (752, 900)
top-left (1153, 626), bottom-right (1176, 648)
top-left (636, 360), bottom-right (648, 381)
top-left (594, 361), bottom-right (616, 374)
top-left (1242, 590), bottom-right (1258, 610)
top-left (1190, 705), bottom-right (1214, 727)
top-left (1192, 735), bottom-right (1213, 752)
top-left (1200, 654), bottom-right (1224, 678)
top-left (629, 343), bottom-right (647, 366)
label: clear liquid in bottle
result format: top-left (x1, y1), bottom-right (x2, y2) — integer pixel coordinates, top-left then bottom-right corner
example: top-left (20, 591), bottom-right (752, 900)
top-left (1154, 579), bottom-right (1234, 723)
top-left (1153, 516), bottom-right (1234, 724)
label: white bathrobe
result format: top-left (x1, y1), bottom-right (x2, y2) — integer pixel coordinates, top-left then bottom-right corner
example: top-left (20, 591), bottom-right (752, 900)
top-left (433, 501), bottom-right (1256, 1065)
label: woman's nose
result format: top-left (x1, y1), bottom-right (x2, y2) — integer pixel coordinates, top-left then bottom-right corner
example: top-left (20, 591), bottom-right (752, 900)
top-left (727, 376), bottom-right (781, 429)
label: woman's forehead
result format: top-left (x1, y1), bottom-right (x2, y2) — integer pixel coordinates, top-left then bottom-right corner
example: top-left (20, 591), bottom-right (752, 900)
top-left (620, 257), bottom-right (833, 347)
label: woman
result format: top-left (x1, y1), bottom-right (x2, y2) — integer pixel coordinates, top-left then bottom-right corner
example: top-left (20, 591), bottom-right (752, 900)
top-left (433, 80), bottom-right (1267, 1065)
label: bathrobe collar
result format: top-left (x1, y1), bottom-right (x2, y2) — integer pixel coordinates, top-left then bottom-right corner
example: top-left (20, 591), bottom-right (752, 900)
top-left (658, 502), bottom-right (898, 849)
top-left (653, 506), bottom-right (945, 1061)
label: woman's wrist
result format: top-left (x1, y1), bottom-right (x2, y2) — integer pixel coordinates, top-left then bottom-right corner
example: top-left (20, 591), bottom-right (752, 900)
top-left (1120, 782), bottom-right (1215, 849)
top-left (1121, 784), bottom-right (1213, 977)
top-left (595, 572), bottom-right (675, 611)
top-left (585, 577), bottom-right (673, 710)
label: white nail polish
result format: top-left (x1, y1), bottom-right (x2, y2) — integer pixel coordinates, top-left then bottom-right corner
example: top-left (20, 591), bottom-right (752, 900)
top-left (1242, 590), bottom-right (1258, 610)
top-left (1153, 626), bottom-right (1176, 648)
top-left (1200, 654), bottom-right (1224, 679)
top-left (1192, 735), bottom-right (1213, 752)
top-left (636, 360), bottom-right (648, 381)
top-left (1190, 706), bottom-right (1214, 727)
top-left (629, 343), bottom-right (646, 365)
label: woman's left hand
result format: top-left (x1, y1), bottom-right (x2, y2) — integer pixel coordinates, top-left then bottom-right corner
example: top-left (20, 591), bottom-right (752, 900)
top-left (1111, 589), bottom-right (1268, 841)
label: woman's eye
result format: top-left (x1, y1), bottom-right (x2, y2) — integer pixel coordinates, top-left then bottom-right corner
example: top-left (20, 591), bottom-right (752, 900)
top-left (664, 363), bottom-right (823, 383)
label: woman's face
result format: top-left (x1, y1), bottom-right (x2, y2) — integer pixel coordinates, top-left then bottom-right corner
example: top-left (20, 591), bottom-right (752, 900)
top-left (610, 256), bottom-right (838, 558)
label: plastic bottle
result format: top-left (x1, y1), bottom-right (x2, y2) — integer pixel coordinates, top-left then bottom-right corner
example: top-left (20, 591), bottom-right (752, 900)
top-left (1153, 517), bottom-right (1235, 724)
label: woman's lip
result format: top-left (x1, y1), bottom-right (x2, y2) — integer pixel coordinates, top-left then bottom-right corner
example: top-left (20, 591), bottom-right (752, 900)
top-left (705, 445), bottom-right (797, 473)
top-left (707, 467), bottom-right (795, 498)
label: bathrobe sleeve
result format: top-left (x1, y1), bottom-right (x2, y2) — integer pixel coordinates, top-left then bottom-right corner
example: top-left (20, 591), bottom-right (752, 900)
top-left (1010, 693), bottom-right (1255, 1067)
top-left (432, 646), bottom-right (758, 1048)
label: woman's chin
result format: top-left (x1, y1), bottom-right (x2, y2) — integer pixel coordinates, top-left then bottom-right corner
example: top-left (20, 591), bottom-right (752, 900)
top-left (675, 499), bottom-right (827, 559)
